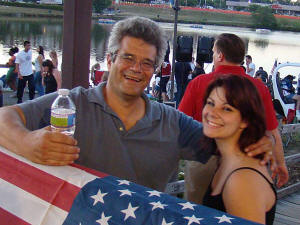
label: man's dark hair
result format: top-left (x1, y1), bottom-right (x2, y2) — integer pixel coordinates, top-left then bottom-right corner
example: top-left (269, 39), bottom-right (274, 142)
top-left (214, 33), bottom-right (245, 64)
top-left (203, 75), bottom-right (266, 159)
top-left (24, 41), bottom-right (30, 47)
top-left (259, 66), bottom-right (263, 70)
top-left (246, 55), bottom-right (252, 61)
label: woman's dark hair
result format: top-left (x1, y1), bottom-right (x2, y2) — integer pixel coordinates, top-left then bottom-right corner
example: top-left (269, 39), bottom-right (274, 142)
top-left (203, 75), bottom-right (266, 158)
top-left (38, 46), bottom-right (44, 58)
top-left (42, 59), bottom-right (54, 75)
top-left (9, 47), bottom-right (19, 56)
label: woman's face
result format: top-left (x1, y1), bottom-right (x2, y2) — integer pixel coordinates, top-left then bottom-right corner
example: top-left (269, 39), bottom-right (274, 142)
top-left (202, 87), bottom-right (247, 141)
top-left (43, 66), bottom-right (49, 72)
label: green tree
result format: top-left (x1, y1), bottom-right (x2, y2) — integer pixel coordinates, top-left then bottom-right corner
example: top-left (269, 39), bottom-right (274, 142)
top-left (251, 5), bottom-right (277, 29)
top-left (93, 0), bottom-right (112, 14)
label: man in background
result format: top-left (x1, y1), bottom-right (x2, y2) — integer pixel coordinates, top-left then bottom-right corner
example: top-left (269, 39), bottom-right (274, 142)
top-left (179, 33), bottom-right (289, 204)
top-left (245, 54), bottom-right (255, 77)
top-left (15, 41), bottom-right (35, 103)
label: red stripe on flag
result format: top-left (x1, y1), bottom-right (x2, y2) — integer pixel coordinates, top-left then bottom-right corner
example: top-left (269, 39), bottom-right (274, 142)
top-left (71, 163), bottom-right (108, 178)
top-left (0, 151), bottom-right (79, 212)
top-left (0, 207), bottom-right (30, 225)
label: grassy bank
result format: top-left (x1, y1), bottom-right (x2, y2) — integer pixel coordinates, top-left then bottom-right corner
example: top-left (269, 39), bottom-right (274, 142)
top-left (114, 5), bottom-right (300, 31)
top-left (115, 5), bottom-right (252, 28)
top-left (1, 3), bottom-right (300, 31)
top-left (0, 5), bottom-right (63, 18)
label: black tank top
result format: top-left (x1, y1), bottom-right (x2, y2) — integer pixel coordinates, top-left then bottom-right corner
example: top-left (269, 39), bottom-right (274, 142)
top-left (44, 73), bottom-right (57, 94)
top-left (203, 167), bottom-right (277, 225)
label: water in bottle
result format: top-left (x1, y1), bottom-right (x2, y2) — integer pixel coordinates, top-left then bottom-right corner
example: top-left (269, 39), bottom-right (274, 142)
top-left (50, 89), bottom-right (76, 136)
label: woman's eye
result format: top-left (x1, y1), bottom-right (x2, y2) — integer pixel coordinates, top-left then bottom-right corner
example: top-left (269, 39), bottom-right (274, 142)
top-left (223, 107), bottom-right (233, 112)
top-left (206, 101), bottom-right (214, 106)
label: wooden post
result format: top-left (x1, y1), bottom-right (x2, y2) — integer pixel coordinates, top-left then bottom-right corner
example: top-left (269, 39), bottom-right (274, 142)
top-left (61, 0), bottom-right (93, 89)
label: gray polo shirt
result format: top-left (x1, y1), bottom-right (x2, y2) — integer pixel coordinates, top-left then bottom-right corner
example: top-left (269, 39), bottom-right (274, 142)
top-left (19, 83), bottom-right (212, 191)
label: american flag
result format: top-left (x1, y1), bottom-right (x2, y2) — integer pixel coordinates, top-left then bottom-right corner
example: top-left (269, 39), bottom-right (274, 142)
top-left (270, 59), bottom-right (278, 75)
top-left (0, 146), bottom-right (259, 225)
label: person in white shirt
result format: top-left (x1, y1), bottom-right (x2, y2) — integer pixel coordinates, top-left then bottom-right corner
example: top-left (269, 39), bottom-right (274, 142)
top-left (245, 55), bottom-right (255, 77)
top-left (15, 41), bottom-right (34, 103)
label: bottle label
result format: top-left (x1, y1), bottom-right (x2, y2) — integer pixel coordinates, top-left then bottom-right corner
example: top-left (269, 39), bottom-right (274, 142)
top-left (51, 112), bottom-right (75, 128)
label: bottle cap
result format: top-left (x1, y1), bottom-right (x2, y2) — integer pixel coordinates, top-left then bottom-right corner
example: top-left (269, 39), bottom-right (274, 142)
top-left (58, 89), bottom-right (70, 96)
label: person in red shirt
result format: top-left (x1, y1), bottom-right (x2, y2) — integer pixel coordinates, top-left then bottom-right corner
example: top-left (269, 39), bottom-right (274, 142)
top-left (179, 33), bottom-right (289, 204)
top-left (160, 60), bottom-right (171, 102)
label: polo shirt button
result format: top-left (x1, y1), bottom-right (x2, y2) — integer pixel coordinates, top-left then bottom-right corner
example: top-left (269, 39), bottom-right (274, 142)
top-left (119, 127), bottom-right (124, 131)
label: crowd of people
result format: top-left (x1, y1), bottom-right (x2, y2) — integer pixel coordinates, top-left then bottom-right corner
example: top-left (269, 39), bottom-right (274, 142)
top-left (0, 16), bottom-right (293, 224)
top-left (0, 42), bottom-right (61, 105)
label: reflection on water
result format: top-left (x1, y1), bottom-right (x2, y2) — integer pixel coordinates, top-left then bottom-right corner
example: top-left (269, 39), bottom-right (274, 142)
top-left (1, 18), bottom-right (300, 78)
top-left (0, 18), bottom-right (107, 71)
top-left (254, 39), bottom-right (269, 49)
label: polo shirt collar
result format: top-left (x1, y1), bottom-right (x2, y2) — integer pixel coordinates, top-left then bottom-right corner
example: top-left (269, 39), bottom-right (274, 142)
top-left (214, 65), bottom-right (245, 75)
top-left (87, 82), bottom-right (161, 124)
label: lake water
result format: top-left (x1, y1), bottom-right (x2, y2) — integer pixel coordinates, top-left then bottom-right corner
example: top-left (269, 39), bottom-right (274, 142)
top-left (1, 17), bottom-right (300, 81)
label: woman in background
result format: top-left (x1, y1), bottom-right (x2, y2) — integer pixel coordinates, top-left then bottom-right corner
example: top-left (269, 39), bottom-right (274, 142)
top-left (42, 60), bottom-right (61, 94)
top-left (34, 46), bottom-right (45, 96)
top-left (49, 50), bottom-right (58, 69)
top-left (201, 75), bottom-right (277, 225)
top-left (5, 47), bottom-right (19, 93)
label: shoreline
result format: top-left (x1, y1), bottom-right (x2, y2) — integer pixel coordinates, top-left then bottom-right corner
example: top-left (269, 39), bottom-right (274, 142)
top-left (1, 4), bottom-right (300, 32)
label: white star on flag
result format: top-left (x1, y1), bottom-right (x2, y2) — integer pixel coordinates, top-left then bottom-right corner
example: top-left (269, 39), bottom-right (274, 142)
top-left (121, 202), bottom-right (139, 221)
top-left (178, 202), bottom-right (197, 210)
top-left (215, 215), bottom-right (235, 223)
top-left (118, 189), bottom-right (135, 196)
top-left (96, 212), bottom-right (111, 225)
top-left (149, 201), bottom-right (167, 211)
top-left (161, 217), bottom-right (174, 225)
top-left (91, 189), bottom-right (107, 205)
top-left (117, 179), bottom-right (130, 185)
top-left (147, 190), bottom-right (162, 197)
top-left (184, 215), bottom-right (203, 225)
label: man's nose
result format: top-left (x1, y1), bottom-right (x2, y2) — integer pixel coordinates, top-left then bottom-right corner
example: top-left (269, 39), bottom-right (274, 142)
top-left (130, 60), bottom-right (142, 72)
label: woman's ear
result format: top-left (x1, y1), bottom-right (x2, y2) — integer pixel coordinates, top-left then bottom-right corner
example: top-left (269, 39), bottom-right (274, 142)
top-left (240, 120), bottom-right (248, 129)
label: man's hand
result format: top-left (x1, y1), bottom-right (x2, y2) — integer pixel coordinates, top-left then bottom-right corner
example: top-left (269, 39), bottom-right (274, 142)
top-left (18, 73), bottom-right (23, 80)
top-left (21, 126), bottom-right (80, 166)
top-left (245, 135), bottom-right (274, 166)
top-left (272, 163), bottom-right (289, 188)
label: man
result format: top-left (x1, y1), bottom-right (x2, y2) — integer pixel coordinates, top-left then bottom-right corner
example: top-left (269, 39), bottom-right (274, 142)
top-left (0, 19), bottom-right (273, 192)
top-left (15, 41), bottom-right (35, 103)
top-left (174, 61), bottom-right (192, 106)
top-left (245, 54), bottom-right (255, 77)
top-left (255, 66), bottom-right (268, 83)
top-left (179, 33), bottom-right (288, 203)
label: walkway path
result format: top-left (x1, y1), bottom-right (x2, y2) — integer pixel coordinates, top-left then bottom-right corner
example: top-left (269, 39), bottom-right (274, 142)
top-left (274, 190), bottom-right (300, 225)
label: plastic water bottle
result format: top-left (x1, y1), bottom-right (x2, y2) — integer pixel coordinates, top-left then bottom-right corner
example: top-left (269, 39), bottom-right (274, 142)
top-left (50, 89), bottom-right (76, 136)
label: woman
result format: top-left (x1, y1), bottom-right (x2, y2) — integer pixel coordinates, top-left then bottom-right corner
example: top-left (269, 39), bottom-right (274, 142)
top-left (34, 46), bottom-right (45, 96)
top-left (42, 60), bottom-right (61, 94)
top-left (201, 75), bottom-right (276, 225)
top-left (49, 50), bottom-right (58, 69)
top-left (5, 47), bottom-right (19, 93)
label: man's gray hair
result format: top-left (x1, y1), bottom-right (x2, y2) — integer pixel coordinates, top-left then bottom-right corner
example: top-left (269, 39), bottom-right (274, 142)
top-left (107, 16), bottom-right (167, 68)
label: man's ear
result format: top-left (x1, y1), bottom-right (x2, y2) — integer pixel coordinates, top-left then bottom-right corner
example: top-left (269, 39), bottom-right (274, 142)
top-left (107, 54), bottom-right (112, 71)
top-left (218, 51), bottom-right (225, 62)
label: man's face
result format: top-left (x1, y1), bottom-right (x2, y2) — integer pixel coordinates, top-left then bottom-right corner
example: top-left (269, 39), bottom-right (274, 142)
top-left (24, 43), bottom-right (31, 52)
top-left (107, 36), bottom-right (157, 99)
top-left (245, 57), bottom-right (251, 65)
